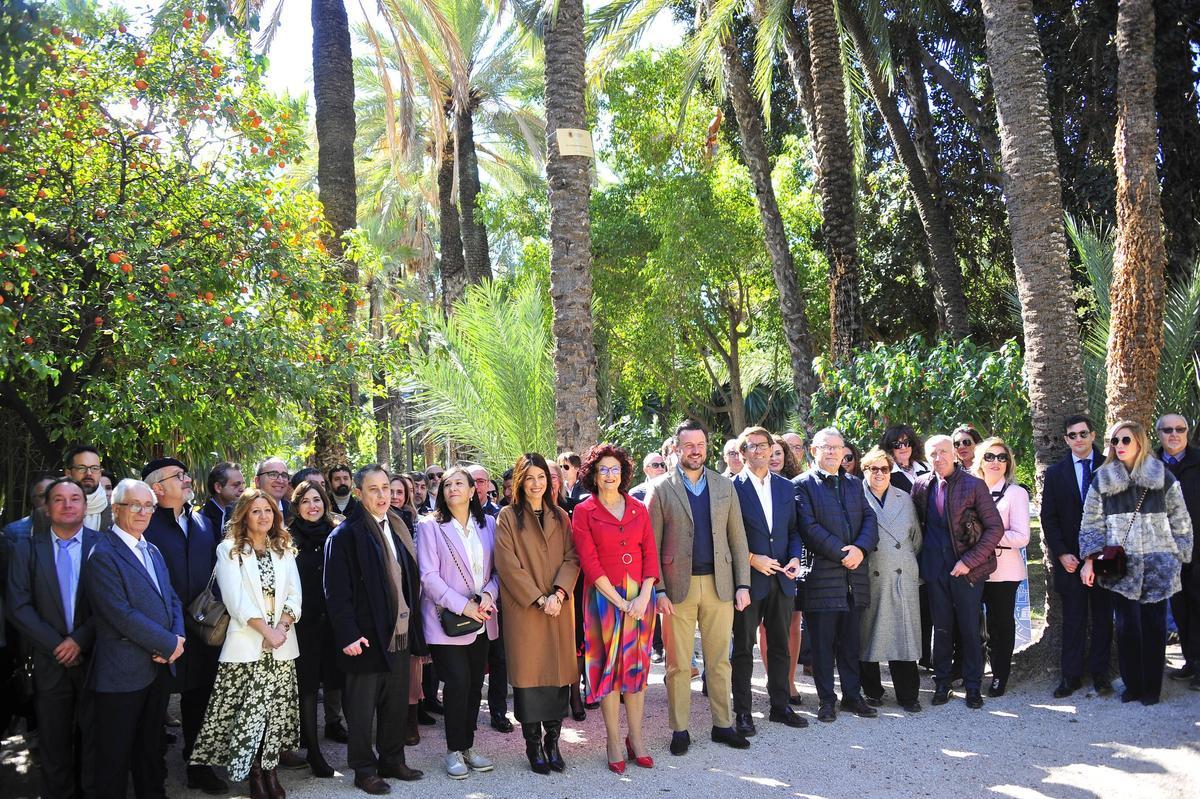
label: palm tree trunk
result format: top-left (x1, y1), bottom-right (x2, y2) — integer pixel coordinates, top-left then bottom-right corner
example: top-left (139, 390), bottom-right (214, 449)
top-left (839, 4), bottom-right (970, 338)
top-left (979, 0), bottom-right (1088, 676)
top-left (368, 278), bottom-right (390, 465)
top-left (1106, 0), bottom-right (1167, 427)
top-left (1155, 0), bottom-right (1200, 281)
top-left (717, 34), bottom-right (818, 424)
top-left (544, 0), bottom-right (601, 451)
top-left (457, 106), bottom-right (492, 285)
top-left (805, 0), bottom-right (861, 362)
top-left (438, 138), bottom-right (468, 315)
top-left (311, 0), bottom-right (358, 470)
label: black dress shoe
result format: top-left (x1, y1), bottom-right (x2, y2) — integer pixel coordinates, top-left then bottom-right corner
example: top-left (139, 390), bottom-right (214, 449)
top-left (325, 719), bottom-right (349, 742)
top-left (711, 726), bottom-right (750, 749)
top-left (187, 765), bottom-right (229, 795)
top-left (964, 691), bottom-right (984, 709)
top-left (354, 774), bottom-right (392, 794)
top-left (932, 685), bottom-right (951, 706)
top-left (670, 730), bottom-right (691, 755)
top-left (1053, 678), bottom-right (1081, 699)
top-left (816, 703), bottom-right (836, 722)
top-left (1168, 664), bottom-right (1196, 681)
top-left (840, 698), bottom-right (878, 718)
top-left (1140, 695), bottom-right (1160, 706)
top-left (788, 694), bottom-right (804, 706)
top-left (1093, 678), bottom-right (1114, 696)
top-left (901, 701), bottom-right (923, 713)
top-left (864, 695), bottom-right (884, 707)
top-left (490, 714), bottom-right (514, 733)
top-left (1121, 690), bottom-right (1141, 703)
top-left (422, 697), bottom-right (445, 715)
top-left (734, 712), bottom-right (756, 737)
top-left (988, 677), bottom-right (1006, 698)
top-left (768, 707), bottom-right (809, 728)
top-left (378, 762), bottom-right (423, 781)
top-left (279, 749), bottom-right (308, 769)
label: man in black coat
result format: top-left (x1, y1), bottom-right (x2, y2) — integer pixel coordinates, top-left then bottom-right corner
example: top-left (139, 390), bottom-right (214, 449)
top-left (6, 478), bottom-right (100, 799)
top-left (325, 465), bottom-right (425, 793)
top-left (1156, 413), bottom-right (1200, 691)
top-left (200, 461), bottom-right (244, 536)
top-left (794, 427), bottom-right (880, 723)
top-left (141, 457), bottom-right (225, 794)
top-left (328, 463), bottom-right (362, 519)
top-left (1040, 414), bottom-right (1113, 698)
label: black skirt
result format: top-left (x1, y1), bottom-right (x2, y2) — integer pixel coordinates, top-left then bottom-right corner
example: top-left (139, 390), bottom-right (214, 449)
top-left (295, 615), bottom-right (344, 695)
top-left (513, 685), bottom-right (569, 724)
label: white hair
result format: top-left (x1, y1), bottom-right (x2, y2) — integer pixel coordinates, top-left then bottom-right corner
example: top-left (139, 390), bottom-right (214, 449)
top-left (811, 426), bottom-right (845, 446)
top-left (112, 478), bottom-right (157, 507)
top-left (924, 434), bottom-right (954, 455)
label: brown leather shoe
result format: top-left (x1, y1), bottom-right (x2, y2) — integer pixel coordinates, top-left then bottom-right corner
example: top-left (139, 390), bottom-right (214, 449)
top-left (248, 760), bottom-right (268, 799)
top-left (278, 749), bottom-right (308, 770)
top-left (378, 762), bottom-right (424, 781)
top-left (262, 767), bottom-right (286, 799)
top-left (405, 704), bottom-right (421, 746)
top-left (353, 774), bottom-right (392, 795)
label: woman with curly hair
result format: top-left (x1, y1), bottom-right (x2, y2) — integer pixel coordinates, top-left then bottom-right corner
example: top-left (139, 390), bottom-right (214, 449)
top-left (570, 444), bottom-right (660, 773)
top-left (191, 488), bottom-right (302, 799)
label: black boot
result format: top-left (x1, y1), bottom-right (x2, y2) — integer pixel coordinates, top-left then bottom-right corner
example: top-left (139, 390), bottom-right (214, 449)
top-left (522, 723), bottom-right (551, 775)
top-left (300, 693), bottom-right (334, 778)
top-left (543, 720), bottom-right (565, 772)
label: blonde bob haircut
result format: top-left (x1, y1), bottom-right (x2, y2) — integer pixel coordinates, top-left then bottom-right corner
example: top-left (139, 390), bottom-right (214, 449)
top-left (971, 436), bottom-right (1016, 483)
top-left (1105, 419), bottom-right (1153, 473)
top-left (859, 447), bottom-right (894, 471)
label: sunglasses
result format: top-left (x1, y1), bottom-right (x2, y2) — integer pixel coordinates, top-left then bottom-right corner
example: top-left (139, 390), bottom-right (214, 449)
top-left (1109, 435), bottom-right (1134, 446)
top-left (648, 462), bottom-right (667, 470)
top-left (954, 439), bottom-right (976, 449)
top-left (864, 465), bottom-right (890, 474)
top-left (842, 453), bottom-right (855, 464)
top-left (426, 472), bottom-right (443, 480)
top-left (982, 452), bottom-right (1009, 463)
top-left (889, 439), bottom-right (911, 449)
top-left (1064, 430), bottom-right (1091, 440)
top-left (1159, 426), bottom-right (1188, 435)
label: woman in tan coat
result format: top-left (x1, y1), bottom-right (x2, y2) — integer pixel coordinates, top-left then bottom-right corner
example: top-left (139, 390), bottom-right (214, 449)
top-left (495, 453), bottom-right (581, 775)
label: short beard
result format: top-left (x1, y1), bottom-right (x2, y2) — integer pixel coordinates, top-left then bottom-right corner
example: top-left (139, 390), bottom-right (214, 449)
top-left (332, 484), bottom-right (351, 497)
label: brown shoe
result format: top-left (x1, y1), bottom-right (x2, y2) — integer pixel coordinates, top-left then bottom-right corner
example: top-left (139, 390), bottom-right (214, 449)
top-left (248, 759), bottom-right (268, 799)
top-left (262, 767), bottom-right (286, 799)
top-left (278, 749), bottom-right (308, 770)
top-left (405, 704), bottom-right (421, 746)
top-left (378, 762), bottom-right (424, 781)
top-left (353, 774), bottom-right (392, 795)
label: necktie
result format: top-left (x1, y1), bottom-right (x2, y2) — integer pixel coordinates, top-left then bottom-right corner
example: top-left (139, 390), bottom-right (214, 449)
top-left (936, 479), bottom-right (946, 517)
top-left (56, 538), bottom-right (77, 631)
top-left (1080, 458), bottom-right (1092, 503)
top-left (1166, 454), bottom-right (1178, 465)
top-left (136, 539), bottom-right (163, 595)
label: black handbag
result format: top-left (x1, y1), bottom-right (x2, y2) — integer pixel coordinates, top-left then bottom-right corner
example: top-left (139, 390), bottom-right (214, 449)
top-left (1093, 487), bottom-right (1148, 580)
top-left (436, 526), bottom-right (485, 637)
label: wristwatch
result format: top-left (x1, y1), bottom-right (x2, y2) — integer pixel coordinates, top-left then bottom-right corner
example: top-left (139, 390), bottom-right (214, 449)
top-left (536, 595), bottom-right (547, 608)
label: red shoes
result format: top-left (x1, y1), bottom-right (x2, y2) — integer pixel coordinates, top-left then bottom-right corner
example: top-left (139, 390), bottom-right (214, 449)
top-left (608, 759), bottom-right (626, 774)
top-left (625, 737), bottom-right (654, 768)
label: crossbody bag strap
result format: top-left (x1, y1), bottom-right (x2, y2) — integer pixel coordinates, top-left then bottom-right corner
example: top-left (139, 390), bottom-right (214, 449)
top-left (1117, 487), bottom-right (1150, 549)
top-left (437, 525), bottom-right (477, 609)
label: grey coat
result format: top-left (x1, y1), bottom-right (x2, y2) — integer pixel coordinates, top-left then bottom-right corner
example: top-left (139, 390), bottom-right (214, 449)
top-left (860, 485), bottom-right (923, 662)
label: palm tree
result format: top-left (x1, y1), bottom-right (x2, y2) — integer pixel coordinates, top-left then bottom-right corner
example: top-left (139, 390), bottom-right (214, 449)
top-left (1104, 0), bottom-right (1167, 426)
top-left (544, 0), bottom-right (602, 451)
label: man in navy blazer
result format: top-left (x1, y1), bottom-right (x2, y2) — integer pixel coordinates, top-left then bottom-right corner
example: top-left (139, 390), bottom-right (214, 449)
top-left (794, 427), bottom-right (880, 722)
top-left (6, 477), bottom-right (100, 799)
top-left (731, 426), bottom-right (806, 736)
top-left (85, 479), bottom-right (184, 799)
top-left (200, 461), bottom-right (244, 537)
top-left (1040, 414), bottom-right (1112, 698)
top-left (141, 457), bottom-right (225, 794)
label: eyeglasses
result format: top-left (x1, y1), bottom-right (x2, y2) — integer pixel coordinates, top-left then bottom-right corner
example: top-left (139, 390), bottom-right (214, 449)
top-left (1159, 426), bottom-right (1188, 435)
top-left (67, 465), bottom-right (104, 475)
top-left (982, 452), bottom-right (1010, 463)
top-left (842, 453), bottom-right (856, 464)
top-left (889, 439), bottom-right (911, 449)
top-left (815, 444), bottom-right (842, 452)
top-left (744, 441), bottom-right (771, 452)
top-left (648, 462), bottom-right (667, 470)
top-left (1065, 430), bottom-right (1091, 440)
top-left (1109, 436), bottom-right (1134, 446)
top-left (597, 465), bottom-right (622, 476)
top-left (954, 439), bottom-right (976, 449)
top-left (864, 465), bottom-right (890, 474)
top-left (115, 502), bottom-right (155, 514)
top-left (257, 470), bottom-right (288, 480)
top-left (157, 471), bottom-right (190, 484)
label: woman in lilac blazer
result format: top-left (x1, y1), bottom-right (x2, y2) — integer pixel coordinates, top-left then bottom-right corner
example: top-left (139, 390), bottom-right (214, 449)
top-left (416, 466), bottom-right (501, 780)
top-left (972, 436), bottom-right (1030, 698)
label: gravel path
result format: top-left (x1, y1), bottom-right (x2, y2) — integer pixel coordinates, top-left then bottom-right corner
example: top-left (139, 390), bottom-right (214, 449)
top-left (3, 649), bottom-right (1197, 799)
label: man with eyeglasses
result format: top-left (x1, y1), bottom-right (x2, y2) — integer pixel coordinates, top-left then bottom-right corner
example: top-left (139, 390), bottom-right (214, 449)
top-left (468, 465), bottom-right (501, 518)
top-left (629, 453), bottom-right (669, 501)
top-left (423, 468), bottom-right (445, 513)
top-left (255, 457), bottom-right (293, 517)
top-left (7, 477), bottom-right (101, 799)
top-left (86, 478), bottom-right (184, 799)
top-left (328, 464), bottom-right (361, 518)
top-left (63, 445), bottom-right (112, 533)
top-left (720, 440), bottom-right (744, 478)
top-left (1040, 413), bottom-right (1114, 698)
top-left (1156, 414), bottom-right (1200, 691)
top-left (781, 432), bottom-right (808, 472)
top-left (141, 457), bottom-right (226, 794)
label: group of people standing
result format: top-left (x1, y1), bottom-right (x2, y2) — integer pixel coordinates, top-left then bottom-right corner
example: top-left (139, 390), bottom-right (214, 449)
top-left (1, 409), bottom-right (1196, 799)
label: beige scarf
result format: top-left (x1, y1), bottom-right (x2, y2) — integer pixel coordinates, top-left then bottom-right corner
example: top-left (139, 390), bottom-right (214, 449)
top-left (363, 513), bottom-right (410, 652)
top-left (84, 487), bottom-right (108, 530)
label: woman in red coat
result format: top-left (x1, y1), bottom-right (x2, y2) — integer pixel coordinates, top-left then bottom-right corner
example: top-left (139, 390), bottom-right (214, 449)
top-left (571, 444), bottom-right (659, 774)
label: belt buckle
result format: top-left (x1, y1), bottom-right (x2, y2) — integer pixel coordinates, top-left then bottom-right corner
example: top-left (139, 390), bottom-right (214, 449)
top-left (621, 553), bottom-right (633, 565)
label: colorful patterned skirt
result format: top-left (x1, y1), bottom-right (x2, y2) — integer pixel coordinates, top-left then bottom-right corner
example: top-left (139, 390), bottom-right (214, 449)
top-left (582, 576), bottom-right (657, 702)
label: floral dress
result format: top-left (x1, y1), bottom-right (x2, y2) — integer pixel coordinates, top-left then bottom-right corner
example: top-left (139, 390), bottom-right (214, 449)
top-left (190, 551), bottom-right (300, 781)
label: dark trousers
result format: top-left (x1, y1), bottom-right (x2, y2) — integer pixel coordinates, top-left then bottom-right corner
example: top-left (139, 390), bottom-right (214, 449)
top-left (927, 561), bottom-right (986, 691)
top-left (36, 665), bottom-right (95, 799)
top-left (918, 583), bottom-right (933, 665)
top-left (1055, 563), bottom-right (1114, 682)
top-left (179, 683), bottom-right (213, 761)
top-left (93, 668), bottom-right (169, 799)
top-left (805, 603), bottom-right (863, 705)
top-left (431, 635), bottom-right (489, 752)
top-left (1113, 594), bottom-right (1168, 701)
top-left (859, 660), bottom-right (920, 705)
top-left (343, 650), bottom-right (411, 778)
top-left (1171, 563), bottom-right (1200, 668)
top-left (731, 579), bottom-right (792, 714)
top-left (486, 618), bottom-right (508, 716)
top-left (982, 581), bottom-right (1019, 686)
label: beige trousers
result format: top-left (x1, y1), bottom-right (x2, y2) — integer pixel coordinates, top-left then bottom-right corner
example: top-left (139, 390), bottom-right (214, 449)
top-left (664, 574), bottom-right (735, 731)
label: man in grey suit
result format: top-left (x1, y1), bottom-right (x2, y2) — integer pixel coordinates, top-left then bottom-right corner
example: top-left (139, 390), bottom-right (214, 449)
top-left (85, 479), bottom-right (184, 799)
top-left (647, 419), bottom-right (752, 756)
top-left (7, 477), bottom-right (100, 799)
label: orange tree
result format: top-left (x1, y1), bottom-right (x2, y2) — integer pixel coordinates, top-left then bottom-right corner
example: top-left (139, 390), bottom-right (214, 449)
top-left (0, 3), bottom-right (373, 479)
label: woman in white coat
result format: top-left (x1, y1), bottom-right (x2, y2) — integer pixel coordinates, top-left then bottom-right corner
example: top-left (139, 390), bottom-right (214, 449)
top-left (191, 488), bottom-right (302, 799)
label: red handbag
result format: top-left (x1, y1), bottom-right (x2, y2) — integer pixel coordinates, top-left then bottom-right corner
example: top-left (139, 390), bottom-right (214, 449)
top-left (1093, 487), bottom-right (1147, 580)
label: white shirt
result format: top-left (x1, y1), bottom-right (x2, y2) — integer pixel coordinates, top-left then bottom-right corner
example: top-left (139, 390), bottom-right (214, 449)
top-left (451, 517), bottom-right (486, 593)
top-left (745, 469), bottom-right (774, 530)
top-left (174, 509), bottom-right (189, 538)
top-left (112, 524), bottom-right (144, 554)
top-left (374, 515), bottom-right (398, 561)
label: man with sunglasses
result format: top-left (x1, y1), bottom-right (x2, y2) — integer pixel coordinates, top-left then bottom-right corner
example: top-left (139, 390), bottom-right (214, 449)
top-left (1156, 414), bottom-right (1200, 691)
top-left (422, 468), bottom-right (445, 513)
top-left (141, 457), bottom-right (226, 794)
top-left (63, 445), bottom-right (113, 533)
top-left (556, 452), bottom-right (588, 504)
top-left (630, 453), bottom-right (669, 502)
top-left (1040, 414), bottom-right (1114, 698)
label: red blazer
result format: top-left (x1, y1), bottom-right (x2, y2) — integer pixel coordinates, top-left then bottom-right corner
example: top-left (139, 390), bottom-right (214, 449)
top-left (571, 494), bottom-right (660, 589)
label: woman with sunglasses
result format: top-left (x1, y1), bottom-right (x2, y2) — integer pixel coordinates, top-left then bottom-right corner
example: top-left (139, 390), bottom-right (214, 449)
top-left (953, 426), bottom-right (985, 472)
top-left (880, 425), bottom-right (929, 493)
top-left (842, 442), bottom-right (863, 479)
top-left (972, 437), bottom-right (1029, 697)
top-left (1080, 421), bottom-right (1193, 705)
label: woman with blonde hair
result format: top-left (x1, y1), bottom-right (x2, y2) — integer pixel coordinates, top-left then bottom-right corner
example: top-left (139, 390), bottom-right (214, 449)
top-left (972, 437), bottom-right (1029, 697)
top-left (191, 488), bottom-right (302, 799)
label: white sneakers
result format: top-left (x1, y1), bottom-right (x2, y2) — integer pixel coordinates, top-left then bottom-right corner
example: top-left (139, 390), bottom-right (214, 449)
top-left (445, 749), bottom-right (494, 779)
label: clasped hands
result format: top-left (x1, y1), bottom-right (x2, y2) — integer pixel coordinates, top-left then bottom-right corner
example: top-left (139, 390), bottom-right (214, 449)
top-left (463, 592), bottom-right (496, 624)
top-left (153, 635), bottom-right (187, 664)
top-left (749, 553), bottom-right (802, 578)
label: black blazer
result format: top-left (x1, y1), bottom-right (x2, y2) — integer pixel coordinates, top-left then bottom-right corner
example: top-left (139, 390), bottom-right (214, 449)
top-left (794, 471), bottom-right (879, 611)
top-left (200, 498), bottom-right (227, 539)
top-left (1040, 448), bottom-right (1105, 560)
top-left (733, 471), bottom-right (804, 600)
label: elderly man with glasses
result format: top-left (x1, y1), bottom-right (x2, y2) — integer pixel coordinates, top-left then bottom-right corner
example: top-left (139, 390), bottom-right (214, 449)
top-left (1157, 414), bottom-right (1200, 691)
top-left (142, 457), bottom-right (226, 794)
top-left (629, 453), bottom-right (669, 502)
top-left (422, 467), bottom-right (445, 513)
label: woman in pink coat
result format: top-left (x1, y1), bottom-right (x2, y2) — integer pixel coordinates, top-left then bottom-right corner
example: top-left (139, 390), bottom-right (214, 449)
top-left (973, 436), bottom-right (1030, 697)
